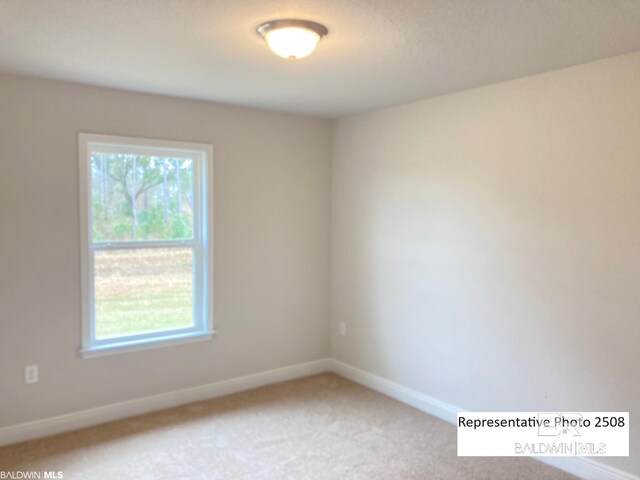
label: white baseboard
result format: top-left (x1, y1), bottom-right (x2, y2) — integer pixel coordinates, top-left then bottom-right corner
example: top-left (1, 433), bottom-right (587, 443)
top-left (328, 359), bottom-right (638, 480)
top-left (328, 359), bottom-right (461, 423)
top-left (0, 357), bottom-right (331, 447)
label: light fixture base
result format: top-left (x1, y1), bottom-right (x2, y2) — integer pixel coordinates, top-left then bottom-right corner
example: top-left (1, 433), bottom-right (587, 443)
top-left (257, 19), bottom-right (328, 39)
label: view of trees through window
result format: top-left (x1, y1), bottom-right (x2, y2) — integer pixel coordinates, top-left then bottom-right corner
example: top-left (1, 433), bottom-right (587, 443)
top-left (90, 152), bottom-right (194, 242)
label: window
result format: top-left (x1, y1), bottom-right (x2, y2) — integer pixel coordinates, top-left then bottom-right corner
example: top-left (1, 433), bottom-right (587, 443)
top-left (78, 134), bottom-right (213, 357)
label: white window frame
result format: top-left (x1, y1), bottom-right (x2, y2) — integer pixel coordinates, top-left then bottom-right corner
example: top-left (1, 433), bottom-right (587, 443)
top-left (78, 133), bottom-right (214, 358)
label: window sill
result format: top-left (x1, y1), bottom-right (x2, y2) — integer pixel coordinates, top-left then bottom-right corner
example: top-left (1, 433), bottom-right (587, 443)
top-left (79, 330), bottom-right (217, 359)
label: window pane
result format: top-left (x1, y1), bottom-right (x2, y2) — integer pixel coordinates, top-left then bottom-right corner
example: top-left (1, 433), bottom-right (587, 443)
top-left (90, 152), bottom-right (194, 242)
top-left (93, 248), bottom-right (194, 339)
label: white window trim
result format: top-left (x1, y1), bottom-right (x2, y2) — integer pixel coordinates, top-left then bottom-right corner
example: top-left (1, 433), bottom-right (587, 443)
top-left (78, 133), bottom-right (215, 358)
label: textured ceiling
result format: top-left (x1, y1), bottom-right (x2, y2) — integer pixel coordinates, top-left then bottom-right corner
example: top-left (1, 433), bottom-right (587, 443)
top-left (1, 0), bottom-right (640, 117)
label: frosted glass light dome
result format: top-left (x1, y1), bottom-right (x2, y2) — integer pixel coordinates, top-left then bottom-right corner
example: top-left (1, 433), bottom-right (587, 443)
top-left (257, 20), bottom-right (328, 60)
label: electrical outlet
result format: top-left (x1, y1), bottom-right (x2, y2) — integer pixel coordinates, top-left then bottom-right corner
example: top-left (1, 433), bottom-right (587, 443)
top-left (339, 322), bottom-right (347, 336)
top-left (24, 365), bottom-right (38, 384)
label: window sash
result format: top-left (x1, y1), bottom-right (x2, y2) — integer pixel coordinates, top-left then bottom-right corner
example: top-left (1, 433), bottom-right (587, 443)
top-left (79, 133), bottom-right (213, 357)
top-left (91, 240), bottom-right (195, 250)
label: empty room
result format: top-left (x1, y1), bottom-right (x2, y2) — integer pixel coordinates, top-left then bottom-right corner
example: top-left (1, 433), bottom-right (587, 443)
top-left (0, 1), bottom-right (638, 479)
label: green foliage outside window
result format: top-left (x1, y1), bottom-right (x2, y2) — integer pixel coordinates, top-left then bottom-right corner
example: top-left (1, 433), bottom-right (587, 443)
top-left (90, 152), bottom-right (194, 242)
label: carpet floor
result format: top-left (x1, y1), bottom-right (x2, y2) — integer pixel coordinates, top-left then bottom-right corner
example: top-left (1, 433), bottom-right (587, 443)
top-left (0, 373), bottom-right (576, 479)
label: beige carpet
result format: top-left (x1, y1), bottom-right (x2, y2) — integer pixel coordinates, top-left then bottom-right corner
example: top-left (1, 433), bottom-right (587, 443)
top-left (0, 373), bottom-right (576, 479)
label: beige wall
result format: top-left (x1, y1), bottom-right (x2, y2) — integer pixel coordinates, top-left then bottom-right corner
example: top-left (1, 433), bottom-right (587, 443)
top-left (331, 52), bottom-right (640, 475)
top-left (0, 74), bottom-right (331, 426)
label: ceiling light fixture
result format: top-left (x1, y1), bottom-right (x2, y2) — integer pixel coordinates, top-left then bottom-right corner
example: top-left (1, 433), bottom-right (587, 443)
top-left (257, 19), bottom-right (328, 60)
